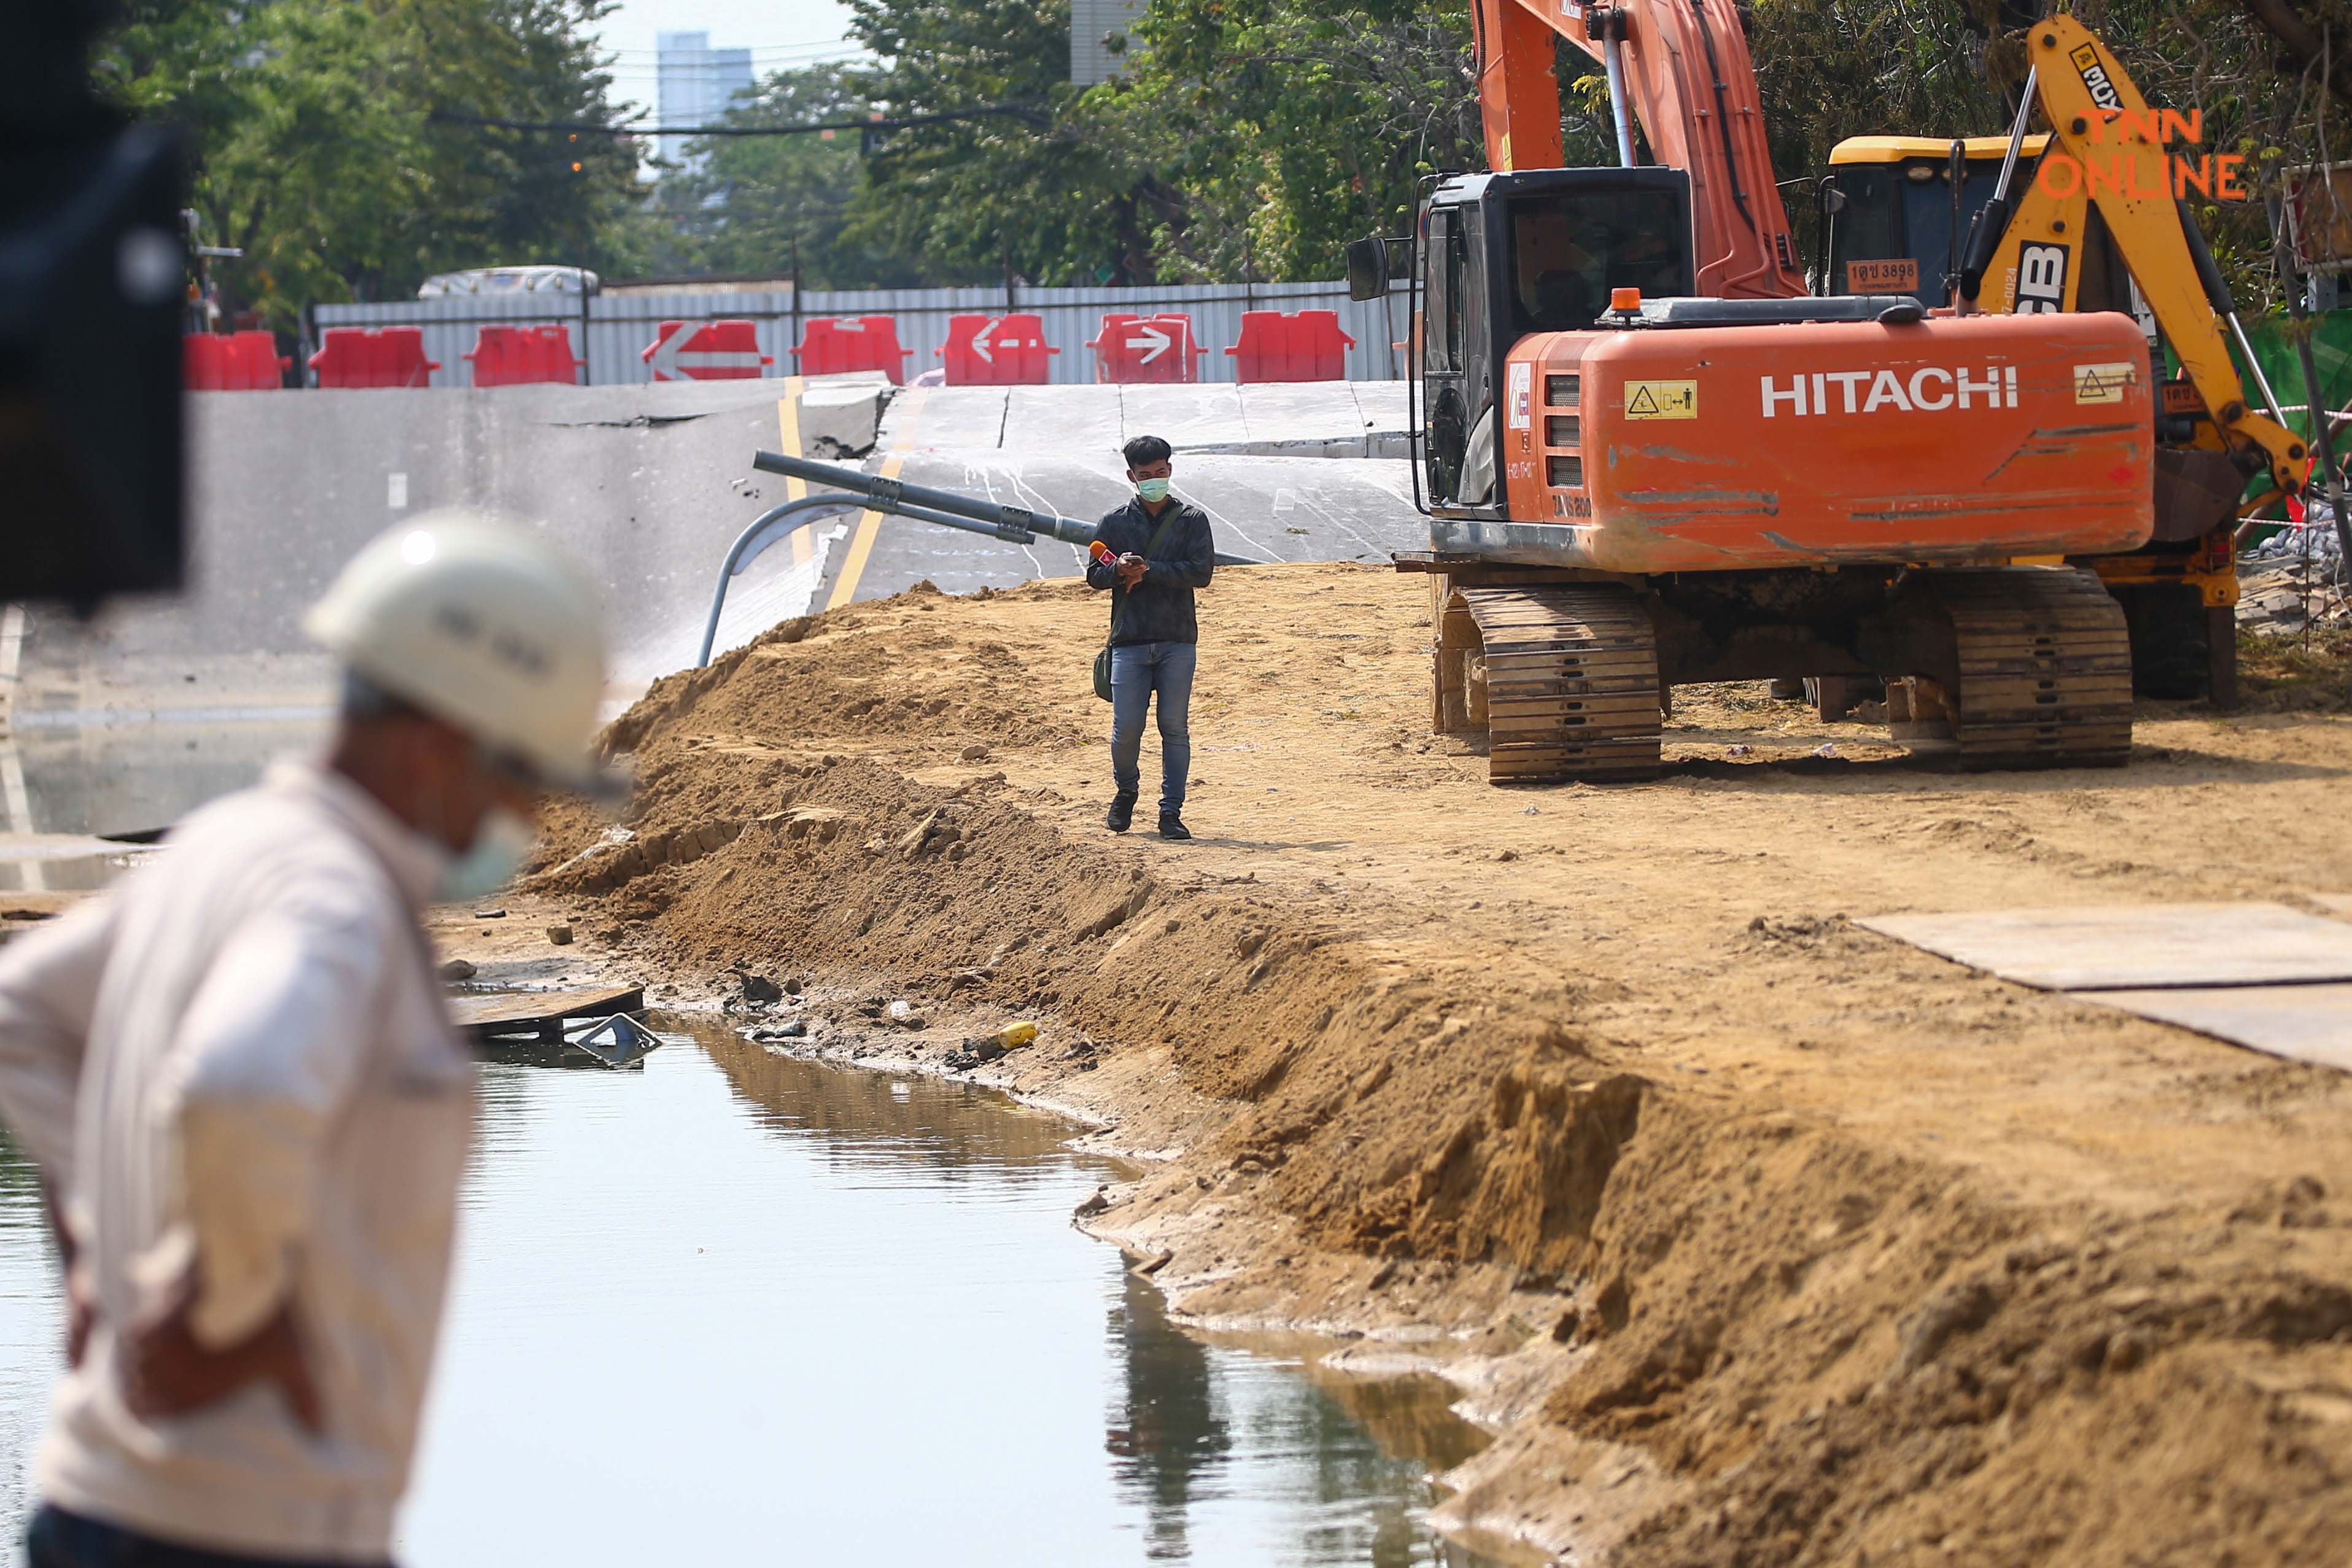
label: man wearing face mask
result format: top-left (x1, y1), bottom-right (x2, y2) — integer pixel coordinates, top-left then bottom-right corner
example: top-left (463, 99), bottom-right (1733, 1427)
top-left (1087, 434), bottom-right (1216, 840)
top-left (0, 513), bottom-right (615, 1568)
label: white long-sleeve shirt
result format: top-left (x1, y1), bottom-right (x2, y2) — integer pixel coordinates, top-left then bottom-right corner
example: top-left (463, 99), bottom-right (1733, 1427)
top-left (0, 759), bottom-right (472, 1560)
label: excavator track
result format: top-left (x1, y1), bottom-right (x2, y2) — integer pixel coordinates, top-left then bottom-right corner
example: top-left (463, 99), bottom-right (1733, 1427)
top-left (1457, 584), bottom-right (1662, 783)
top-left (1927, 567), bottom-right (2134, 769)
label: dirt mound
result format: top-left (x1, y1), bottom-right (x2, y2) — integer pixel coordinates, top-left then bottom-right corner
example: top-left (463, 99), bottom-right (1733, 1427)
top-left (532, 561), bottom-right (2352, 1566)
top-left (604, 581), bottom-right (1088, 765)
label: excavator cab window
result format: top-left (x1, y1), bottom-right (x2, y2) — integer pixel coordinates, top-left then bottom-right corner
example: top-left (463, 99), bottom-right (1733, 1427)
top-left (1506, 188), bottom-right (1692, 335)
top-left (1419, 168), bottom-right (1693, 517)
top-left (1826, 157), bottom-right (2009, 305)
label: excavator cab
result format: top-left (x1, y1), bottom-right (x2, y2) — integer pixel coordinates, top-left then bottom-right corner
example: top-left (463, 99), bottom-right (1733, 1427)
top-left (1822, 135), bottom-right (2137, 317)
top-left (1408, 167), bottom-right (1695, 515)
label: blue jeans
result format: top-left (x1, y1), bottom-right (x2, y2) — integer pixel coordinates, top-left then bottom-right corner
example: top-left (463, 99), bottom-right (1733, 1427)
top-left (1109, 640), bottom-right (1196, 817)
top-left (25, 1505), bottom-right (393, 1568)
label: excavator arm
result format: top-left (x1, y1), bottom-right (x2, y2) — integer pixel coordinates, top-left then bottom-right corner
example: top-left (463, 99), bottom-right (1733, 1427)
top-left (1968, 16), bottom-right (2308, 497)
top-left (1472, 0), bottom-right (1806, 298)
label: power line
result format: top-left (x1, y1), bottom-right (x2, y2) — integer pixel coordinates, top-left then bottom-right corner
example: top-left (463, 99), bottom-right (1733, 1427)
top-left (427, 103), bottom-right (1048, 136)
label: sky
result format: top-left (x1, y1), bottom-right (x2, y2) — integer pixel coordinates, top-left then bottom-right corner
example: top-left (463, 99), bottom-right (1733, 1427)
top-left (594, 0), bottom-right (865, 117)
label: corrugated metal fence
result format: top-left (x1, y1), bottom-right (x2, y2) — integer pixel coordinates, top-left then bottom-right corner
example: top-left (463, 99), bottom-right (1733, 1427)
top-left (310, 281), bottom-right (1409, 389)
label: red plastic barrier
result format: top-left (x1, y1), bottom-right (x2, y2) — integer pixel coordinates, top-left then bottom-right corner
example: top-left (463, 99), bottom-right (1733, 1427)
top-left (184, 330), bottom-right (290, 391)
top-left (1225, 309), bottom-right (1356, 383)
top-left (308, 327), bottom-right (440, 389)
top-left (462, 325), bottom-right (583, 387)
top-left (937, 313), bottom-right (1057, 387)
top-left (642, 319), bottom-right (772, 382)
top-left (791, 316), bottom-right (911, 384)
top-left (1087, 313), bottom-right (1204, 385)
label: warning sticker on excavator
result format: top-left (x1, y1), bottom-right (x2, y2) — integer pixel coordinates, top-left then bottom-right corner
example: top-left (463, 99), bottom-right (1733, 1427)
top-left (1624, 379), bottom-right (1697, 420)
top-left (2073, 362), bottom-right (2137, 403)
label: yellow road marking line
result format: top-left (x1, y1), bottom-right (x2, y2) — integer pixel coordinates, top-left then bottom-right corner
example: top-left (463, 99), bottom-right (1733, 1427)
top-left (823, 389), bottom-right (927, 612)
top-left (775, 378), bottom-right (812, 566)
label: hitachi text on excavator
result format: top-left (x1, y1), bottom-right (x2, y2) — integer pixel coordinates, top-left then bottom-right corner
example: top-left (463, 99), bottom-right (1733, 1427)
top-left (1347, 0), bottom-right (2287, 783)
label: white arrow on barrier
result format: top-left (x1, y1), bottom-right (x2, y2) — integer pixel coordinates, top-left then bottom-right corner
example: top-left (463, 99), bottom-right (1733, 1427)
top-left (970, 318), bottom-right (998, 363)
top-left (647, 320), bottom-right (697, 381)
top-left (1125, 324), bottom-right (1171, 364)
top-left (648, 321), bottom-right (764, 380)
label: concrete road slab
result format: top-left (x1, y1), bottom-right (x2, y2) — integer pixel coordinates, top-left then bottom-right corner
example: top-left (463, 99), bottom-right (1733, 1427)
top-left (2084, 984), bottom-right (2352, 1073)
top-left (893, 386), bottom-right (1006, 449)
top-left (1353, 381), bottom-right (1410, 437)
top-left (1123, 384), bottom-right (1250, 448)
top-left (1240, 382), bottom-right (1372, 444)
top-left (23, 382), bottom-right (814, 711)
top-left (1005, 384), bottom-right (1125, 460)
top-left (1858, 902), bottom-right (2352, 990)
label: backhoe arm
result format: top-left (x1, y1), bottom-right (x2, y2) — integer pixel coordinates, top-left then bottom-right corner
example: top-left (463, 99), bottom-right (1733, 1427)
top-left (1976, 17), bottom-right (2308, 496)
top-left (1473, 0), bottom-right (1805, 299)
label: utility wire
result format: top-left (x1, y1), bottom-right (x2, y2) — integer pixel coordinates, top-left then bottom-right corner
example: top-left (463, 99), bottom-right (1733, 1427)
top-left (428, 104), bottom-right (1047, 136)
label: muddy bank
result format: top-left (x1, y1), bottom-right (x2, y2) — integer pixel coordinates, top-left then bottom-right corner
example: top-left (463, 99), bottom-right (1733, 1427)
top-left (507, 565), bottom-right (2352, 1566)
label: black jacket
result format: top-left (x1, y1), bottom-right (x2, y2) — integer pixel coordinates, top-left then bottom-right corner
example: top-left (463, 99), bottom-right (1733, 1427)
top-left (1086, 497), bottom-right (1216, 646)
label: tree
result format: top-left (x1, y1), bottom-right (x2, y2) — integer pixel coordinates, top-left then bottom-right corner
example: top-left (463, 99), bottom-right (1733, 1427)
top-left (842, 0), bottom-right (1154, 283)
top-left (93, 0), bottom-right (642, 328)
top-left (660, 63), bottom-right (933, 288)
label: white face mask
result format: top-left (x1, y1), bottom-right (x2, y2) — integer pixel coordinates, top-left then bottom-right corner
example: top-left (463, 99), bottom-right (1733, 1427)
top-left (435, 806), bottom-right (538, 903)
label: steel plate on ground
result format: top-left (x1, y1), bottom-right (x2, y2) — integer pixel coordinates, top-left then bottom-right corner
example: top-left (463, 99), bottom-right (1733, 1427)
top-left (2082, 984), bottom-right (2352, 1073)
top-left (1855, 902), bottom-right (2352, 991)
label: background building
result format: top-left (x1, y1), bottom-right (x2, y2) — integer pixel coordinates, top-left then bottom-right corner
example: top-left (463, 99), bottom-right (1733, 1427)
top-left (655, 30), bottom-right (753, 177)
top-left (1069, 0), bottom-right (1147, 86)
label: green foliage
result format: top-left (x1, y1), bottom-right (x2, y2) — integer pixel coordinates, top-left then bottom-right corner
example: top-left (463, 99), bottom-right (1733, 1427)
top-left (96, 0), bottom-right (640, 329)
top-left (1074, 0), bottom-right (1487, 281)
top-left (840, 0), bottom-right (1151, 283)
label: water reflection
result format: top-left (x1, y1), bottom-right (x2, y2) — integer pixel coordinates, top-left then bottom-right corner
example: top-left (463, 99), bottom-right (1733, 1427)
top-left (0, 1023), bottom-right (1507, 1566)
top-left (0, 1124), bottom-right (62, 1543)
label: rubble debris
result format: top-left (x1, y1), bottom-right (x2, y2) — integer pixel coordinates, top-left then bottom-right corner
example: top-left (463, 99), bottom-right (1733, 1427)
top-left (437, 958), bottom-right (477, 982)
top-left (545, 924), bottom-right (573, 946)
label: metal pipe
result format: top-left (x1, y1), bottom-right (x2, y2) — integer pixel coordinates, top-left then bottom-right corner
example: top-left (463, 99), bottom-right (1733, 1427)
top-left (698, 495), bottom-right (864, 667)
top-left (753, 449), bottom-right (1100, 546)
top-left (1602, 25), bottom-right (1636, 168)
top-left (1990, 69), bottom-right (2036, 203)
top-left (2227, 311), bottom-right (2294, 431)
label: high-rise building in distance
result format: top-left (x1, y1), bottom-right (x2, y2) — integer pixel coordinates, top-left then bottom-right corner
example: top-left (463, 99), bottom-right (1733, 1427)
top-left (656, 30), bottom-right (754, 178)
top-left (1069, 0), bottom-right (1147, 85)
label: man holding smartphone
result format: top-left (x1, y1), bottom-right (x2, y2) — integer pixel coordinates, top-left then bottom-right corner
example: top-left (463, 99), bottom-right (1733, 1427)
top-left (1087, 435), bottom-right (1216, 840)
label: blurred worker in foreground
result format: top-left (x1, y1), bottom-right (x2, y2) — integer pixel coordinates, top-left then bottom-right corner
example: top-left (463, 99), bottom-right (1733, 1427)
top-left (1088, 434), bottom-right (1216, 840)
top-left (0, 515), bottom-right (615, 1568)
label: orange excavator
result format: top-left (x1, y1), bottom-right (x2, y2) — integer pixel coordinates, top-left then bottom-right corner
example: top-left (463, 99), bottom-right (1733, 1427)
top-left (1349, 0), bottom-right (2302, 782)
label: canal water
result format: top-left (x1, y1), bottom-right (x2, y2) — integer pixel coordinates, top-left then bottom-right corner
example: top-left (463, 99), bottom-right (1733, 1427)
top-left (0, 1020), bottom-right (1508, 1566)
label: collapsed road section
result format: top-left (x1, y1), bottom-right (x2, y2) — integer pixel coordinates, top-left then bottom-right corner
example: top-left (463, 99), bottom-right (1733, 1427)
top-left (504, 561), bottom-right (2352, 1566)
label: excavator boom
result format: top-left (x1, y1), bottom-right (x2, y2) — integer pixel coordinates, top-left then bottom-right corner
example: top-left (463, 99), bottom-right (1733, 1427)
top-left (1473, 0), bottom-right (1806, 298)
top-left (1971, 17), bottom-right (2308, 498)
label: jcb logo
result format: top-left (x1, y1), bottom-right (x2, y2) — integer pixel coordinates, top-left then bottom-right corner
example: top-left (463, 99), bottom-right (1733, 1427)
top-left (2016, 242), bottom-right (2070, 314)
top-left (2071, 42), bottom-right (2124, 114)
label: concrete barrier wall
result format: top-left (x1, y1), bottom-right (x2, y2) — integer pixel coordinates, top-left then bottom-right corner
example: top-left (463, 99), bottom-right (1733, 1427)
top-left (313, 281), bottom-right (1412, 390)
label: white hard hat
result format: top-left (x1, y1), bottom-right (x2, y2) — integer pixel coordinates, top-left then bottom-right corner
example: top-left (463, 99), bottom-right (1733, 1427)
top-left (305, 513), bottom-right (615, 796)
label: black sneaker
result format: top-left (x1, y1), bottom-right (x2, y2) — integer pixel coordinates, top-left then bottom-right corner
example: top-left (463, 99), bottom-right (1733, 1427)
top-left (1105, 793), bottom-right (1136, 833)
top-left (1157, 813), bottom-right (1191, 841)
